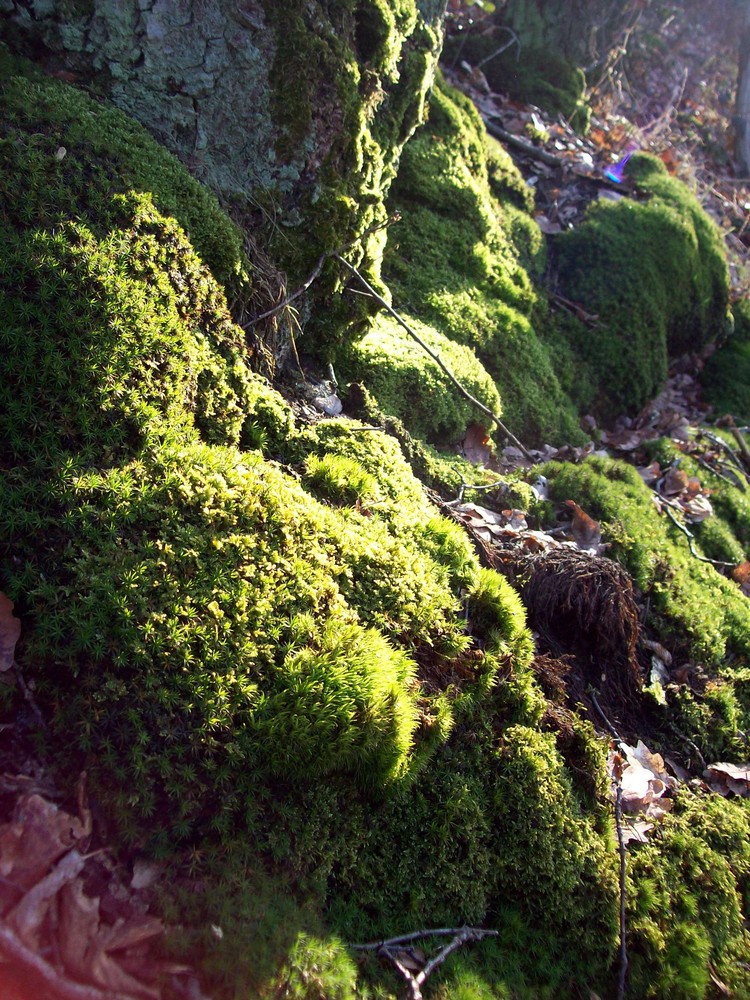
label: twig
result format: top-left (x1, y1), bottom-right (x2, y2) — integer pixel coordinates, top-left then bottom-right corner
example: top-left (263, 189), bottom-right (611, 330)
top-left (668, 722), bottom-right (707, 772)
top-left (614, 779), bottom-right (628, 1000)
top-left (245, 218), bottom-right (397, 326)
top-left (334, 255), bottom-right (533, 460)
top-left (475, 28), bottom-right (520, 70)
top-left (699, 430), bottom-right (747, 477)
top-left (662, 506), bottom-right (737, 568)
top-left (444, 478), bottom-right (507, 506)
top-left (724, 416), bottom-right (750, 472)
top-left (589, 688), bottom-right (622, 741)
top-left (0, 920), bottom-right (134, 1000)
top-left (484, 119), bottom-right (562, 168)
top-left (694, 455), bottom-right (744, 490)
top-left (352, 927), bottom-right (498, 1000)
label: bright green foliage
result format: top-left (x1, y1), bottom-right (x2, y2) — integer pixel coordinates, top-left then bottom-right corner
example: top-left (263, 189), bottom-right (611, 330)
top-left (628, 790), bottom-right (750, 999)
top-left (382, 74), bottom-right (586, 445)
top-left (0, 55), bottom-right (246, 288)
top-left (342, 312), bottom-right (503, 442)
top-left (701, 298), bottom-right (750, 420)
top-left (551, 154), bottom-right (730, 420)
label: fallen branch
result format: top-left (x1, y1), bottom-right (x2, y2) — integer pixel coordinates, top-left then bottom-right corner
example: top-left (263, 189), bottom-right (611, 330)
top-left (694, 455), bottom-right (745, 491)
top-left (334, 255), bottom-right (533, 460)
top-left (724, 416), bottom-right (750, 472)
top-left (484, 119), bottom-right (562, 168)
top-left (444, 477), bottom-right (507, 506)
top-left (699, 430), bottom-right (749, 484)
top-left (474, 28), bottom-right (520, 70)
top-left (351, 926), bottom-right (498, 1000)
top-left (245, 217), bottom-right (397, 326)
top-left (662, 506), bottom-right (737, 568)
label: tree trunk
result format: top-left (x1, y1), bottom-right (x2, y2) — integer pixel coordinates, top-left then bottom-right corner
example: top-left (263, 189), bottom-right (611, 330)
top-left (736, 1), bottom-right (750, 175)
top-left (0, 1), bottom-right (446, 287)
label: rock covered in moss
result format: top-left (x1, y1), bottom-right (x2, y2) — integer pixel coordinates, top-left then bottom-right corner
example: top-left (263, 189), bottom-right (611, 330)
top-left (0, 0), bottom-right (445, 298)
top-left (551, 153), bottom-right (730, 420)
top-left (379, 73), bottom-right (586, 445)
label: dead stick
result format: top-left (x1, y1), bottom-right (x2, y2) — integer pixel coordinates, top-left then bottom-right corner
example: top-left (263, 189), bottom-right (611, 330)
top-left (615, 781), bottom-right (628, 1000)
top-left (484, 120), bottom-right (562, 168)
top-left (0, 921), bottom-right (133, 1000)
top-left (334, 255), bottom-right (533, 460)
top-left (245, 217), bottom-right (396, 326)
top-left (726, 417), bottom-right (750, 471)
top-left (663, 506), bottom-right (736, 568)
top-left (350, 926), bottom-right (498, 950)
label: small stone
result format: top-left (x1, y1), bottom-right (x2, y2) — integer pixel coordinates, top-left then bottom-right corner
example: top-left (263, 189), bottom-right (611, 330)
top-left (312, 394), bottom-right (343, 416)
top-left (54, 146), bottom-right (67, 160)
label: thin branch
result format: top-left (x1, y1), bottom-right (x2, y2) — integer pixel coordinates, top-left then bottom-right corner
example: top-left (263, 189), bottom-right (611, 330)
top-left (484, 119), bottom-right (562, 168)
top-left (725, 416), bottom-right (750, 471)
top-left (350, 926), bottom-right (496, 951)
top-left (352, 927), bottom-right (498, 1000)
top-left (334, 255), bottom-right (533, 460)
top-left (694, 455), bottom-right (744, 491)
top-left (475, 28), bottom-right (520, 70)
top-left (614, 781), bottom-right (629, 1000)
top-left (589, 688), bottom-right (622, 741)
top-left (245, 217), bottom-right (397, 326)
top-left (662, 506), bottom-right (737, 568)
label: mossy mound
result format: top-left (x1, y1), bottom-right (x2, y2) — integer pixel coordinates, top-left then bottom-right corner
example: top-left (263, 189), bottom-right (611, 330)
top-left (0, 54), bottom-right (628, 999)
top-left (378, 74), bottom-right (585, 446)
top-left (342, 311), bottom-right (502, 442)
top-left (0, 51), bottom-right (246, 290)
top-left (701, 298), bottom-right (750, 420)
top-left (551, 154), bottom-right (730, 421)
top-left (541, 454), bottom-right (750, 760)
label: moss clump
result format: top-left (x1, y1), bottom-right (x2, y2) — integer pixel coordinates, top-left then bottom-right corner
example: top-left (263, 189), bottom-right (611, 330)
top-left (541, 454), bottom-right (750, 758)
top-left (701, 298), bottom-right (750, 420)
top-left (341, 311), bottom-right (502, 442)
top-left (382, 74), bottom-right (585, 445)
top-left (551, 154), bottom-right (730, 420)
top-left (0, 55), bottom-right (246, 289)
top-left (628, 790), bottom-right (750, 999)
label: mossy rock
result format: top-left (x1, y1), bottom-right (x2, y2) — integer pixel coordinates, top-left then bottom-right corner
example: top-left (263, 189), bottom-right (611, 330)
top-left (0, 53), bottom-right (246, 289)
top-left (382, 74), bottom-right (586, 446)
top-left (341, 311), bottom-right (502, 443)
top-left (550, 153), bottom-right (730, 421)
top-left (701, 298), bottom-right (750, 420)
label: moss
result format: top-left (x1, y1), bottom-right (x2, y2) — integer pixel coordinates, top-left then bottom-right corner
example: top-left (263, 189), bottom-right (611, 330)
top-left (701, 298), bottom-right (750, 420)
top-left (550, 154), bottom-right (730, 420)
top-left (382, 74), bottom-right (585, 446)
top-left (0, 56), bottom-right (246, 289)
top-left (628, 790), bottom-right (750, 999)
top-left (542, 454), bottom-right (750, 758)
top-left (341, 311), bottom-right (502, 442)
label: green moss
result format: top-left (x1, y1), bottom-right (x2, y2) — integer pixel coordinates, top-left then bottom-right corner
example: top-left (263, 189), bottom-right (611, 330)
top-left (628, 790), bottom-right (750, 999)
top-left (551, 154), bottom-right (730, 420)
top-left (701, 298), bottom-right (750, 420)
top-left (341, 311), bottom-right (502, 442)
top-left (383, 74), bottom-right (585, 445)
top-left (542, 454), bottom-right (750, 758)
top-left (0, 57), bottom-right (246, 289)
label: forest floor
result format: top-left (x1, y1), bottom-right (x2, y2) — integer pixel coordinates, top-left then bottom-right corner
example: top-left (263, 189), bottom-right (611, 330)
top-left (2, 11), bottom-right (750, 1000)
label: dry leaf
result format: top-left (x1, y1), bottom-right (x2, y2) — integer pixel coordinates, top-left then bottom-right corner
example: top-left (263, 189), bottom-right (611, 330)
top-left (0, 592), bottom-right (21, 673)
top-left (563, 500), bottom-right (602, 552)
top-left (704, 762), bottom-right (750, 797)
top-left (461, 423), bottom-right (493, 466)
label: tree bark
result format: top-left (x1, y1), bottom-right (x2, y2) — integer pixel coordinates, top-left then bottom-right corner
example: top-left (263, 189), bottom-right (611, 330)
top-left (736, 1), bottom-right (750, 175)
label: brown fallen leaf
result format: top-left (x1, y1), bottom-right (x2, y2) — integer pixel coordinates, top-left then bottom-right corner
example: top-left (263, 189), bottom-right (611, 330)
top-left (0, 592), bottom-right (21, 673)
top-left (563, 500), bottom-right (602, 552)
top-left (461, 423), bottom-right (493, 466)
top-left (0, 794), bottom-right (88, 911)
top-left (704, 762), bottom-right (750, 797)
top-left (660, 467), bottom-right (689, 496)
